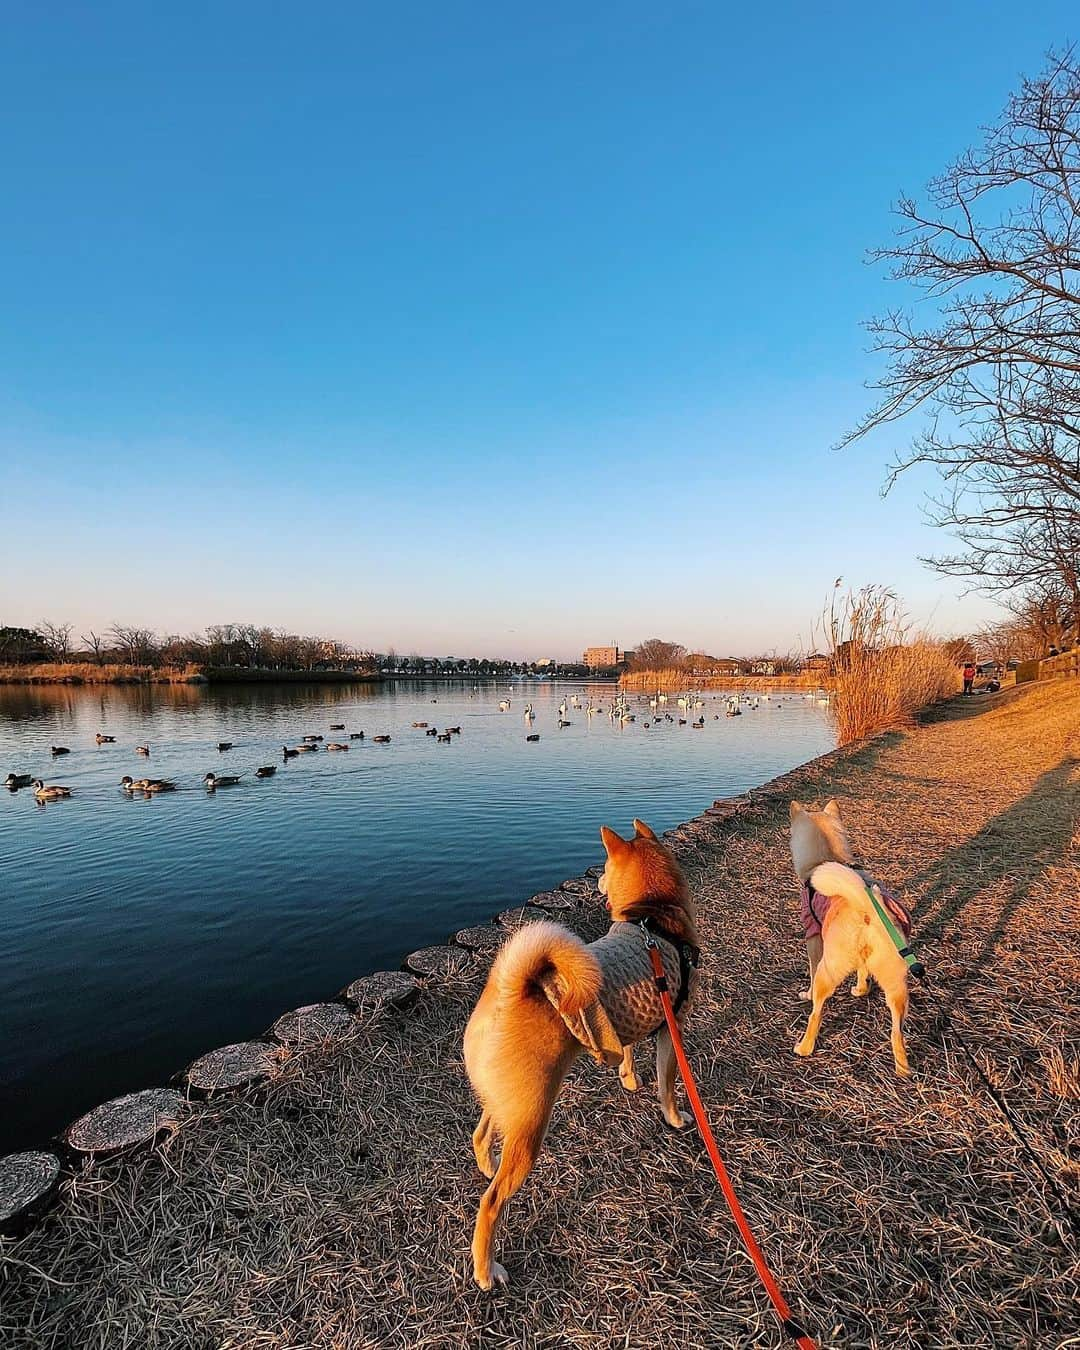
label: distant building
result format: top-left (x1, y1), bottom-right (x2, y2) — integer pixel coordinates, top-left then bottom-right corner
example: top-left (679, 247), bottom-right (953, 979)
top-left (583, 645), bottom-right (623, 668)
top-left (535, 657), bottom-right (556, 668)
top-left (804, 652), bottom-right (831, 673)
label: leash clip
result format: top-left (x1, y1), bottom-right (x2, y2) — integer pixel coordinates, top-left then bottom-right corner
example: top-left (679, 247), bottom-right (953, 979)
top-left (639, 919), bottom-right (658, 950)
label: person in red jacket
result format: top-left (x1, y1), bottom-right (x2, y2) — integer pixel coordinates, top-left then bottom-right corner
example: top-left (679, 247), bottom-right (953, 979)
top-left (962, 661), bottom-right (976, 694)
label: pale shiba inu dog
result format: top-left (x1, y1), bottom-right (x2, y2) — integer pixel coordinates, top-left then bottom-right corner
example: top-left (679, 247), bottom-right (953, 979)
top-left (789, 799), bottom-right (912, 1077)
top-left (463, 819), bottom-right (700, 1290)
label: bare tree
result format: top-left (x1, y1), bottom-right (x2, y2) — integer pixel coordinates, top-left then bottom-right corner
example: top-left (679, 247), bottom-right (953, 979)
top-left (629, 638), bottom-right (687, 672)
top-left (844, 49), bottom-right (1080, 627)
top-left (39, 620), bottom-right (74, 661)
top-left (108, 623), bottom-right (159, 666)
top-left (81, 630), bottom-right (106, 665)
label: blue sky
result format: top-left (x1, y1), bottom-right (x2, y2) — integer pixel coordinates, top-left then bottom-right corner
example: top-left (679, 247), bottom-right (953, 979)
top-left (2, 3), bottom-right (1072, 658)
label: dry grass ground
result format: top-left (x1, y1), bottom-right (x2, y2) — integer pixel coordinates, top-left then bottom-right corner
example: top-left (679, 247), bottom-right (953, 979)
top-left (2, 682), bottom-right (1078, 1349)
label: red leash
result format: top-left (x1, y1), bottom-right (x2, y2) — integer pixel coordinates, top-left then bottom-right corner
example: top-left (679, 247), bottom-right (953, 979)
top-left (644, 930), bottom-right (818, 1350)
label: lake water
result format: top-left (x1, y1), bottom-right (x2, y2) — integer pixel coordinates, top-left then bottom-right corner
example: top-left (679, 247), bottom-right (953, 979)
top-left (0, 679), bottom-right (831, 1152)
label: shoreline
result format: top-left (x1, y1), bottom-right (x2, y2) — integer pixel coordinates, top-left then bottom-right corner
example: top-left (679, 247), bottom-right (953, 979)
top-left (2, 678), bottom-right (1076, 1347)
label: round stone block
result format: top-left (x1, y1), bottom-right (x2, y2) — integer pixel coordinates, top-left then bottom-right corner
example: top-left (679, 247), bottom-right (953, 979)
top-left (527, 889), bottom-right (577, 911)
top-left (403, 945), bottom-right (476, 980)
top-left (560, 876), bottom-right (596, 896)
top-left (453, 925), bottom-right (505, 952)
top-left (342, 969), bottom-right (420, 1012)
top-left (271, 1002), bottom-right (356, 1046)
top-left (495, 904), bottom-right (550, 931)
top-left (0, 1151), bottom-right (61, 1235)
top-left (63, 1089), bottom-right (185, 1155)
top-left (185, 1042), bottom-right (280, 1095)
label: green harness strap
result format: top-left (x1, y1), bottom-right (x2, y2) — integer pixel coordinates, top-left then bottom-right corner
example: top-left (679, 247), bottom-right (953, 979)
top-left (863, 882), bottom-right (925, 980)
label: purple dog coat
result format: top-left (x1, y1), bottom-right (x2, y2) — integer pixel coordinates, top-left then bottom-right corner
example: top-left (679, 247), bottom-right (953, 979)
top-left (800, 875), bottom-right (912, 942)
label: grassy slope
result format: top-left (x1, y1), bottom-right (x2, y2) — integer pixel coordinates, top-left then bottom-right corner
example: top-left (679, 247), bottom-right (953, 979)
top-left (2, 681), bottom-right (1077, 1348)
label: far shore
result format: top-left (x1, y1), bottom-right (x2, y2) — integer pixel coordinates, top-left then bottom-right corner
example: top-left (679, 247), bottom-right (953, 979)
top-left (0, 663), bottom-right (382, 687)
top-left (0, 664), bottom-right (625, 688)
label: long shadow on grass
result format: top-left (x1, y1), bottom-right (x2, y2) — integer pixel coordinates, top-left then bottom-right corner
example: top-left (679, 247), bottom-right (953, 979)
top-left (907, 753), bottom-right (1079, 1015)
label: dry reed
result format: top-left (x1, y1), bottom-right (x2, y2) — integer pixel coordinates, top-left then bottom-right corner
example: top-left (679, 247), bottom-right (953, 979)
top-left (0, 662), bottom-right (203, 685)
top-left (824, 586), bottom-right (960, 745)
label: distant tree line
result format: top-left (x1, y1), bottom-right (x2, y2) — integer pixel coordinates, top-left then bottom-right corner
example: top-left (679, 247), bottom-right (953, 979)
top-left (0, 625), bottom-right (599, 677)
top-left (0, 622), bottom-right (378, 673)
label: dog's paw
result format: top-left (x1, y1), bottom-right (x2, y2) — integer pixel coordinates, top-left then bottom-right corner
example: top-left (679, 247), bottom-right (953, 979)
top-left (797, 988), bottom-right (812, 1002)
top-left (894, 1062), bottom-right (912, 1079)
top-left (619, 1072), bottom-right (640, 1092)
top-left (478, 1262), bottom-right (510, 1290)
top-left (794, 1039), bottom-right (813, 1057)
top-left (851, 982), bottom-right (869, 998)
top-left (664, 1108), bottom-right (691, 1129)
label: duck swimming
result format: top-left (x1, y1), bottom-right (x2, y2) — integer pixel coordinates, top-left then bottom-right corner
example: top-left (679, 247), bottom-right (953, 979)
top-left (326, 742), bottom-right (349, 751)
top-left (204, 773), bottom-right (242, 789)
top-left (217, 742), bottom-right (234, 752)
top-left (135, 745), bottom-right (150, 756)
top-left (255, 765), bottom-right (277, 777)
top-left (95, 734), bottom-right (116, 744)
top-left (51, 746), bottom-right (71, 756)
top-left (282, 746), bottom-right (299, 758)
top-left (330, 723), bottom-right (345, 731)
top-left (33, 780), bottom-right (72, 801)
top-left (142, 779), bottom-right (177, 794)
top-left (5, 773), bottom-right (33, 789)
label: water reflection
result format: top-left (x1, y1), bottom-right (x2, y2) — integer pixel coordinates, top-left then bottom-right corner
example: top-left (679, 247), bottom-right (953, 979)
top-left (0, 679), bottom-right (831, 1151)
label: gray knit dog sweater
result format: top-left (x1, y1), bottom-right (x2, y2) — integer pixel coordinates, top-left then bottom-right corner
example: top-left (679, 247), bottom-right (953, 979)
top-left (539, 921), bottom-right (694, 1066)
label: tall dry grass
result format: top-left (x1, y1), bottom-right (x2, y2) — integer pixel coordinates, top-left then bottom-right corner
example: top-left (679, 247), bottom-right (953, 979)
top-left (0, 662), bottom-right (203, 685)
top-left (824, 585), bottom-right (960, 744)
top-left (620, 669), bottom-right (824, 691)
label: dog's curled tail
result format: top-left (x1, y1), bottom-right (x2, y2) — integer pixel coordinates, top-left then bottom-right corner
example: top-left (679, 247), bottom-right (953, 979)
top-left (490, 920), bottom-right (602, 1015)
top-left (809, 861), bottom-right (877, 915)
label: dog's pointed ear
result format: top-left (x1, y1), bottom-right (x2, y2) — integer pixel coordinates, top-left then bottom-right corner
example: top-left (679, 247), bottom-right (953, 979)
top-left (632, 818), bottom-right (657, 841)
top-left (823, 798), bottom-right (841, 818)
top-left (600, 825), bottom-right (627, 857)
top-left (789, 801), bottom-right (804, 820)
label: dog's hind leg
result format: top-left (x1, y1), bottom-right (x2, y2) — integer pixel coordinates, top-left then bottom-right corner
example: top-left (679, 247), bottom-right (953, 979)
top-left (794, 962), bottom-right (843, 1058)
top-left (656, 1026), bottom-right (689, 1128)
top-left (851, 966), bottom-right (870, 997)
top-left (884, 979), bottom-right (911, 1077)
top-left (472, 1110), bottom-right (497, 1179)
top-left (471, 1129), bottom-right (545, 1290)
top-left (618, 1045), bottom-right (639, 1092)
top-left (800, 935), bottom-right (823, 1001)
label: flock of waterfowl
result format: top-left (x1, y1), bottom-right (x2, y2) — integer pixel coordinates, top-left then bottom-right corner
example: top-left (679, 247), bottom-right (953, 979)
top-left (6, 688), bottom-right (830, 804)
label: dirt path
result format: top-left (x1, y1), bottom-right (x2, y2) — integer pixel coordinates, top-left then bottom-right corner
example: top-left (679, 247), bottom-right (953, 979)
top-left (3, 682), bottom-right (1078, 1349)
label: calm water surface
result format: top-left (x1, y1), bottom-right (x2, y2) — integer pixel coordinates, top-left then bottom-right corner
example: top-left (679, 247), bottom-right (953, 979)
top-left (0, 679), bottom-right (831, 1151)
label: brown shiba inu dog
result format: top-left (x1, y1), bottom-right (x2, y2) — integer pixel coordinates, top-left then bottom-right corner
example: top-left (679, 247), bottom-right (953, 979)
top-left (463, 819), bottom-right (700, 1290)
top-left (789, 799), bottom-right (912, 1077)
